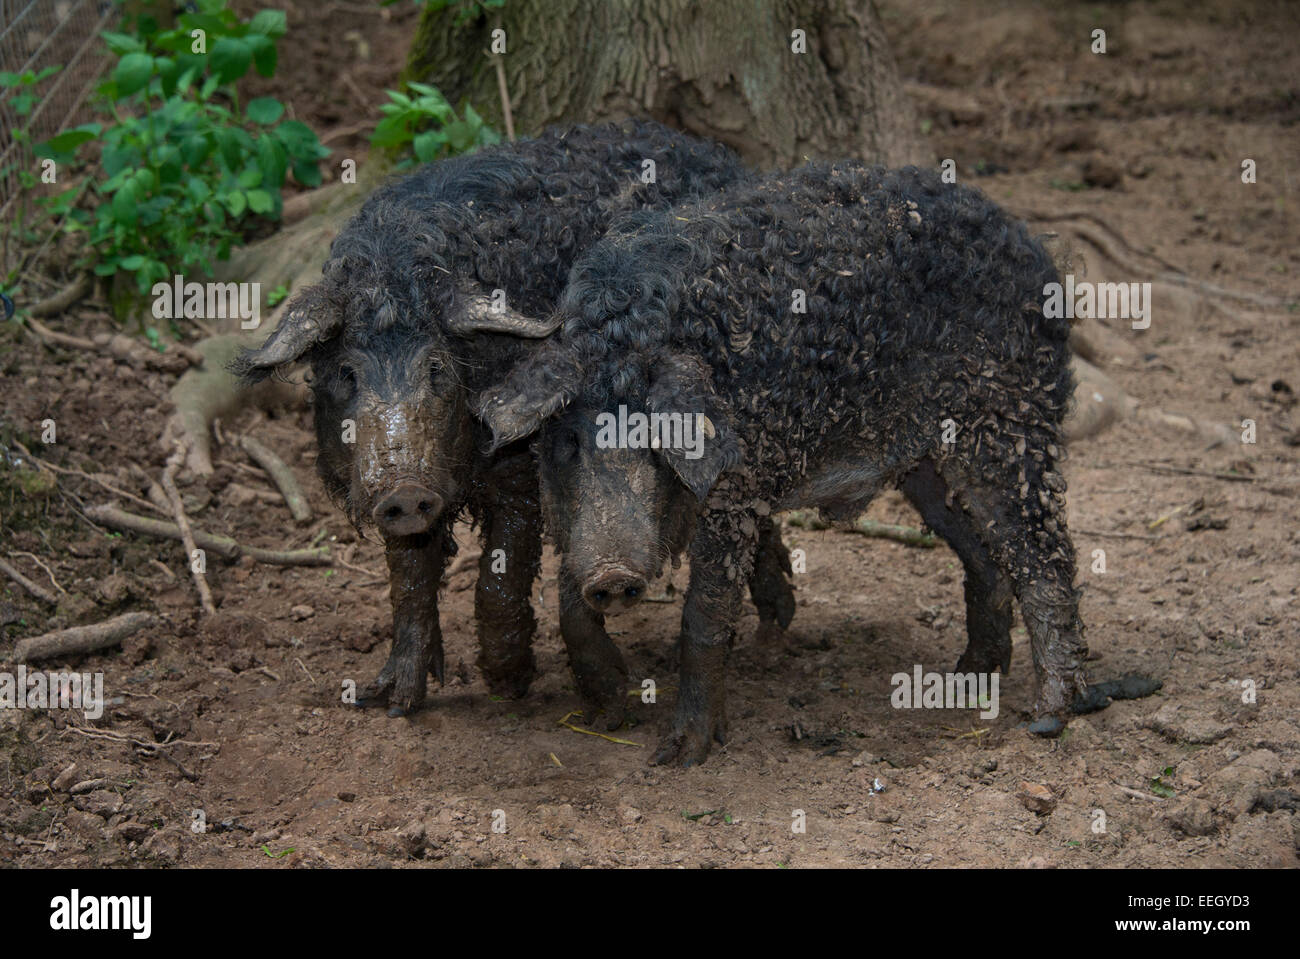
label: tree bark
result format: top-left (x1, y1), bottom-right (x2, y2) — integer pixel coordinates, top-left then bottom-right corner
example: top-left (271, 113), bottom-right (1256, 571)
top-left (405, 0), bottom-right (930, 169)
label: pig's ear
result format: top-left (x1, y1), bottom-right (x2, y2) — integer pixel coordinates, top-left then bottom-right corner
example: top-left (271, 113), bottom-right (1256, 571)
top-left (446, 292), bottom-right (562, 339)
top-left (229, 292), bottom-right (340, 383)
top-left (647, 354), bottom-right (739, 501)
top-left (475, 340), bottom-right (584, 450)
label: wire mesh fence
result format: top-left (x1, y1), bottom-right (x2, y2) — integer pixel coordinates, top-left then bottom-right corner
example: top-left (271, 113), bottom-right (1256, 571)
top-left (0, 0), bottom-right (119, 223)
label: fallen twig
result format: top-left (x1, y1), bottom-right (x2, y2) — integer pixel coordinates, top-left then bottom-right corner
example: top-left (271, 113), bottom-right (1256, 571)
top-left (12, 611), bottom-right (159, 663)
top-left (86, 504), bottom-right (240, 560)
top-left (1114, 783), bottom-right (1166, 803)
top-left (556, 710), bottom-right (642, 747)
top-left (161, 442), bottom-right (216, 616)
top-left (86, 503), bottom-right (333, 566)
top-left (0, 556), bottom-right (58, 605)
top-left (784, 510), bottom-right (938, 547)
top-left (1075, 528), bottom-right (1160, 542)
top-left (9, 551), bottom-right (66, 594)
top-left (1130, 461), bottom-right (1258, 483)
top-left (241, 435), bottom-right (313, 523)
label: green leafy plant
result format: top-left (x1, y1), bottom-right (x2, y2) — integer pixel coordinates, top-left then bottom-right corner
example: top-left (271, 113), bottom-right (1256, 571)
top-left (371, 81), bottom-right (499, 166)
top-left (34, 2), bottom-right (328, 307)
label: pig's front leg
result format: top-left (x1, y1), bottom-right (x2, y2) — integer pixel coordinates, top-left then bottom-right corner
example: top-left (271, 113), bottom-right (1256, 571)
top-left (473, 447), bottom-right (542, 699)
top-left (357, 531), bottom-right (449, 716)
top-left (652, 512), bottom-right (754, 767)
top-left (558, 565), bottom-right (628, 731)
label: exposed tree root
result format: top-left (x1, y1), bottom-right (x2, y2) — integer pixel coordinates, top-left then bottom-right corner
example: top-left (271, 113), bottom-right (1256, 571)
top-left (241, 435), bottom-right (313, 524)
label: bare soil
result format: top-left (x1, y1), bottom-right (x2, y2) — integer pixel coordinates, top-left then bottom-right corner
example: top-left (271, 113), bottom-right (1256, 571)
top-left (1, 0), bottom-right (1297, 868)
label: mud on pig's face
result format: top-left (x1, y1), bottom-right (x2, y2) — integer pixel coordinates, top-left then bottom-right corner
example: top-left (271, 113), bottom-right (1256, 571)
top-left (481, 348), bottom-right (740, 615)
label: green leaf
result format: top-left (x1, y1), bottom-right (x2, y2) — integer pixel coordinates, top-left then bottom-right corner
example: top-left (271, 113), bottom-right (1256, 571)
top-left (245, 97), bottom-right (284, 125)
top-left (181, 133), bottom-right (214, 168)
top-left (114, 53), bottom-right (155, 97)
top-left (210, 37), bottom-right (253, 83)
top-left (444, 120), bottom-right (474, 152)
top-left (248, 10), bottom-right (287, 38)
top-left (100, 31), bottom-right (145, 55)
top-left (119, 254), bottom-right (146, 270)
top-left (291, 158), bottom-right (321, 188)
top-left (215, 128), bottom-right (243, 170)
top-left (223, 190), bottom-right (247, 217)
top-left (247, 34), bottom-right (277, 77)
top-left (412, 130), bottom-right (445, 163)
top-left (112, 187), bottom-right (139, 225)
top-left (42, 124), bottom-right (100, 154)
top-left (256, 135), bottom-right (287, 187)
top-left (246, 188), bottom-right (273, 214)
top-left (238, 166), bottom-right (263, 188)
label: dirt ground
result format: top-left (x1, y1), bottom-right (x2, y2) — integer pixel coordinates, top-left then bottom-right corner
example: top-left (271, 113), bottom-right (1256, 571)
top-left (2, 0), bottom-right (1298, 868)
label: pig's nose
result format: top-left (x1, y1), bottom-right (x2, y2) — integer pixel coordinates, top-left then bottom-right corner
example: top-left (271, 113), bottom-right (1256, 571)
top-left (582, 568), bottom-right (648, 614)
top-left (373, 484), bottom-right (443, 537)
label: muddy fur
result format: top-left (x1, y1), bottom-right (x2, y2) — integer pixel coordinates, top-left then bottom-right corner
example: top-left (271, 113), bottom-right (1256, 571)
top-left (482, 162), bottom-right (1098, 765)
top-left (231, 120), bottom-right (795, 716)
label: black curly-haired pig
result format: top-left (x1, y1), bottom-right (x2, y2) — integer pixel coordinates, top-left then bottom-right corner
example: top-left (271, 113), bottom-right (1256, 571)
top-left (479, 162), bottom-right (1144, 765)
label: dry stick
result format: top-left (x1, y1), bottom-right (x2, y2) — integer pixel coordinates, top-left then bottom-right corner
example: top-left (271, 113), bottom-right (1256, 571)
top-left (0, 556), bottom-right (58, 605)
top-left (9, 551), bottom-right (65, 594)
top-left (1129, 461), bottom-right (1258, 483)
top-left (161, 443), bottom-right (216, 616)
top-left (86, 504), bottom-right (241, 560)
top-left (1075, 528), bottom-right (1160, 542)
top-left (492, 43), bottom-right (515, 141)
top-left (241, 435), bottom-right (312, 524)
top-left (243, 545), bottom-right (331, 567)
top-left (13, 611), bottom-right (159, 663)
top-left (85, 504), bottom-right (331, 566)
top-left (784, 510), bottom-right (938, 548)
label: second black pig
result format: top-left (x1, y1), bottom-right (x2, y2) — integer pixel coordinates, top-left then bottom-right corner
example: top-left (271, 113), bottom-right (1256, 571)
top-left (479, 162), bottom-right (1121, 764)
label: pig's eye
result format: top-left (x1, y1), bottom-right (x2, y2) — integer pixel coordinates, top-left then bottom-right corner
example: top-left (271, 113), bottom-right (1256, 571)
top-left (335, 366), bottom-right (357, 396)
top-left (429, 358), bottom-right (444, 378)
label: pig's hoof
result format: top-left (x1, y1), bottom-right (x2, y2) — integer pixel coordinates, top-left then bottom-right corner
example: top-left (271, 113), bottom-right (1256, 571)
top-left (356, 671), bottom-right (426, 716)
top-left (650, 710), bottom-right (726, 767)
top-left (579, 697), bottom-right (626, 732)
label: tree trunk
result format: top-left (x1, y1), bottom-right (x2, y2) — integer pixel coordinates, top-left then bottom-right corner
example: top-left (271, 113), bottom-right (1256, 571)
top-left (405, 0), bottom-right (930, 169)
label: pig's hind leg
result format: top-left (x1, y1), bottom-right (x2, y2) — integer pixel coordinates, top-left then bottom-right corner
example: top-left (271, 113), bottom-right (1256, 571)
top-left (901, 458), bottom-right (1013, 675)
top-left (932, 449), bottom-right (1089, 718)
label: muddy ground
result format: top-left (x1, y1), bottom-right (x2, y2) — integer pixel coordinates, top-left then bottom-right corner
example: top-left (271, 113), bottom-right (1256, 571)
top-left (1, 0), bottom-right (1298, 868)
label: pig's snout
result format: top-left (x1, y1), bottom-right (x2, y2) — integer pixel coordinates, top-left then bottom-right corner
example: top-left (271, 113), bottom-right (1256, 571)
top-left (582, 567), bottom-right (648, 615)
top-left (373, 483), bottom-right (443, 537)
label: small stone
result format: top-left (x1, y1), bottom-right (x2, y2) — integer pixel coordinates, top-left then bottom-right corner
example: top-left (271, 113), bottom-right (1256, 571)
top-left (1016, 782), bottom-right (1057, 814)
top-left (75, 790), bottom-right (124, 817)
top-left (290, 604), bottom-right (314, 621)
top-left (1166, 798), bottom-right (1216, 836)
top-left (52, 763), bottom-right (79, 792)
